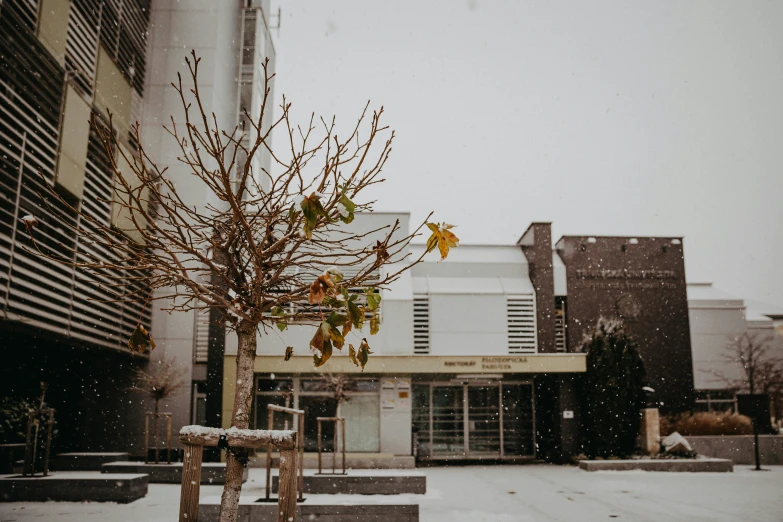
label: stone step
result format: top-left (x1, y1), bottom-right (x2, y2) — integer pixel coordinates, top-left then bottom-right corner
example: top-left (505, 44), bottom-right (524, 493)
top-left (271, 472), bottom-right (426, 495)
top-left (101, 461), bottom-right (247, 484)
top-left (578, 458), bottom-right (733, 472)
top-left (0, 472), bottom-right (147, 503)
top-left (51, 452), bottom-right (130, 471)
top-left (254, 452), bottom-right (415, 470)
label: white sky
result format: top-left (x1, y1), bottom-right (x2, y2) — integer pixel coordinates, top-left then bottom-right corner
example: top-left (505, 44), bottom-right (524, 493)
top-left (269, 0), bottom-right (783, 307)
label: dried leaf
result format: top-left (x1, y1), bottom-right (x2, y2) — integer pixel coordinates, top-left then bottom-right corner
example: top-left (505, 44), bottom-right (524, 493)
top-left (308, 272), bottom-right (334, 304)
top-left (426, 222), bottom-right (459, 261)
top-left (329, 325), bottom-right (345, 350)
top-left (370, 311), bottom-right (380, 335)
top-left (284, 346), bottom-right (294, 361)
top-left (348, 344), bottom-right (359, 366)
top-left (357, 338), bottom-right (372, 371)
top-left (375, 240), bottom-right (390, 264)
top-left (313, 339), bottom-right (333, 367)
top-left (310, 323), bottom-right (326, 354)
top-left (128, 324), bottom-right (155, 353)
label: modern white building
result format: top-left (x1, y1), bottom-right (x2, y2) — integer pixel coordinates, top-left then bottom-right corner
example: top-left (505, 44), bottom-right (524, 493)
top-left (688, 283), bottom-right (783, 416)
top-left (141, 0), bottom-right (277, 453)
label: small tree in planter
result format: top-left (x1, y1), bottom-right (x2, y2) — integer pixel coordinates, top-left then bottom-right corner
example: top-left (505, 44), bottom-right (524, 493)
top-left (580, 317), bottom-right (646, 458)
top-left (317, 374), bottom-right (357, 418)
top-left (315, 373), bottom-right (357, 470)
top-left (129, 357), bottom-right (187, 462)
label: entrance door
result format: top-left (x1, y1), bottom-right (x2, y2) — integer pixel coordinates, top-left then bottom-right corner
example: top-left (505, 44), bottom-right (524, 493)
top-left (467, 384), bottom-right (501, 457)
top-left (430, 385), bottom-right (465, 457)
top-left (413, 381), bottom-right (535, 460)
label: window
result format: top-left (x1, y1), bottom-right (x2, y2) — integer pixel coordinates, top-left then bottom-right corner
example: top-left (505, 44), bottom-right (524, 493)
top-left (253, 376), bottom-right (380, 452)
top-left (694, 390), bottom-right (737, 413)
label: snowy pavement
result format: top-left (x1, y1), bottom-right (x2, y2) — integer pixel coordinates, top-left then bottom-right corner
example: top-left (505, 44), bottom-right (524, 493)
top-left (2, 464), bottom-right (782, 521)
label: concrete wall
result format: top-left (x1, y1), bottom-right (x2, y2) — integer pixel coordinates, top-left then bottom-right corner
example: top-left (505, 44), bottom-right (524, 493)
top-left (687, 284), bottom-right (747, 390)
top-left (142, 0), bottom-right (244, 451)
top-left (688, 435), bottom-right (783, 465)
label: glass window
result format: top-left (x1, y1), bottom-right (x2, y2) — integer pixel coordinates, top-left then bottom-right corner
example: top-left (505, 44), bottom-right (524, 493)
top-left (257, 378), bottom-right (293, 394)
top-left (300, 395), bottom-right (338, 451)
top-left (342, 395), bottom-right (380, 452)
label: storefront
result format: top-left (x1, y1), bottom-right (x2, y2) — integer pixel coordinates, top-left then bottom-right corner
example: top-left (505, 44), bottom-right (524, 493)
top-left (223, 354), bottom-right (585, 462)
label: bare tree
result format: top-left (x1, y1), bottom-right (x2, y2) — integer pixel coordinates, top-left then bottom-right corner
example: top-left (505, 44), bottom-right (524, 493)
top-left (316, 374), bottom-right (357, 417)
top-left (128, 357), bottom-right (188, 462)
top-left (712, 332), bottom-right (783, 396)
top-left (23, 52), bottom-right (457, 521)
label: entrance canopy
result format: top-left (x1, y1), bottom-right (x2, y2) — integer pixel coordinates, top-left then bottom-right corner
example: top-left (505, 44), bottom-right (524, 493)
top-left (245, 354), bottom-right (586, 375)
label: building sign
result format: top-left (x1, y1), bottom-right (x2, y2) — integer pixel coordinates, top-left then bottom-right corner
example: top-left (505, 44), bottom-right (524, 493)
top-left (573, 268), bottom-right (680, 290)
top-left (443, 356), bottom-right (530, 371)
top-left (245, 354), bottom-right (586, 375)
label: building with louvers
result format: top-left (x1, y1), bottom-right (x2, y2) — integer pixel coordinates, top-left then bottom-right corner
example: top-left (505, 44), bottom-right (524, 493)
top-left (0, 0), bottom-right (277, 454)
top-left (0, 0), bottom-right (153, 452)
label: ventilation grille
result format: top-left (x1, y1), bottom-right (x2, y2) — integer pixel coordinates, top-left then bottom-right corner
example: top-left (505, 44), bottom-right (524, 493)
top-left (555, 298), bottom-right (567, 352)
top-left (194, 308), bottom-right (210, 363)
top-left (507, 294), bottom-right (536, 354)
top-left (413, 295), bottom-right (429, 354)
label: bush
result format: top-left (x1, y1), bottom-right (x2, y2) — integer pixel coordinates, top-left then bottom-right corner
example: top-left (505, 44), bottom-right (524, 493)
top-left (580, 318), bottom-right (647, 459)
top-left (660, 411), bottom-right (753, 436)
top-left (0, 397), bottom-right (33, 444)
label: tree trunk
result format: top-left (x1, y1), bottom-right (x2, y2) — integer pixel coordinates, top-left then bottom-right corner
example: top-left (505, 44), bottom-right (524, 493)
top-left (154, 400), bottom-right (160, 464)
top-left (219, 319), bottom-right (258, 522)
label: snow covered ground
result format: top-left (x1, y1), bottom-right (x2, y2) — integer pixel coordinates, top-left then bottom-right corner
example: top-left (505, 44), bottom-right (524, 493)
top-left (2, 464), bottom-right (782, 521)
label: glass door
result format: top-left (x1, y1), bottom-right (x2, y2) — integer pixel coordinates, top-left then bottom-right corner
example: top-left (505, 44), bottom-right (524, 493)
top-left (430, 385), bottom-right (465, 457)
top-left (467, 384), bottom-right (501, 457)
top-left (412, 381), bottom-right (535, 460)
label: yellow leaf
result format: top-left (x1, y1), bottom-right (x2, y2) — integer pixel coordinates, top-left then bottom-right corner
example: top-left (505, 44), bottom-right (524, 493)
top-left (425, 222), bottom-right (459, 261)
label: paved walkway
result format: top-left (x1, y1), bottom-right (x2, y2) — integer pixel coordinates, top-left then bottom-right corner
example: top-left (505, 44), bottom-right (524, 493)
top-left (1, 464), bottom-right (781, 521)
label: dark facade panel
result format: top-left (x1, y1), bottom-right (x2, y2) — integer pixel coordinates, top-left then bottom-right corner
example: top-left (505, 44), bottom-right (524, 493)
top-left (518, 223), bottom-right (557, 353)
top-left (557, 236), bottom-right (694, 413)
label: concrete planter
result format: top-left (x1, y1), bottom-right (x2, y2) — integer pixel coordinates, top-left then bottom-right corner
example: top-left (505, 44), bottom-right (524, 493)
top-left (579, 458), bottom-right (733, 472)
top-left (0, 472), bottom-right (148, 503)
top-left (687, 435), bottom-right (783, 465)
top-left (199, 497), bottom-right (419, 521)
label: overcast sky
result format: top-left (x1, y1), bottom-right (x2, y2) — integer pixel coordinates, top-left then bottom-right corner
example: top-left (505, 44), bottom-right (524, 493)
top-left (270, 0), bottom-right (783, 308)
